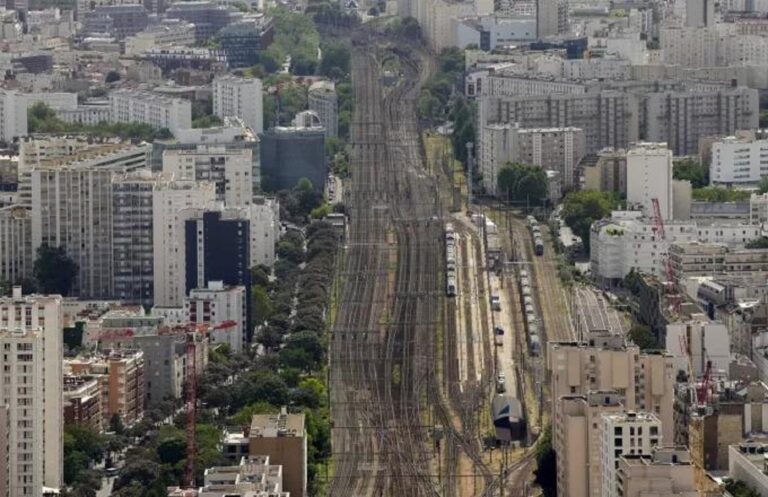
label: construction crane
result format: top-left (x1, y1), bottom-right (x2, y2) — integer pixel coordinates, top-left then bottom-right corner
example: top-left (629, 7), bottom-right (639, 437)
top-left (650, 198), bottom-right (681, 314)
top-left (697, 359), bottom-right (713, 405)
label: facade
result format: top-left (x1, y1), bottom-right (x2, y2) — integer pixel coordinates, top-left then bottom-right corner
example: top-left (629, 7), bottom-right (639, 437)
top-left (162, 145), bottom-right (253, 206)
top-left (0, 289), bottom-right (63, 496)
top-left (616, 447), bottom-right (699, 497)
top-left (590, 211), bottom-right (762, 285)
top-left (249, 411), bottom-right (306, 497)
top-left (601, 412), bottom-right (663, 497)
top-left (728, 441), bottom-right (768, 497)
top-left (183, 209), bottom-right (251, 340)
top-left (669, 242), bottom-right (768, 279)
top-left (109, 89), bottom-right (192, 134)
top-left (644, 87), bottom-right (759, 157)
top-left (478, 123), bottom-right (585, 194)
top-left (169, 455), bottom-right (286, 497)
top-left (665, 320), bottom-right (730, 377)
top-left (308, 80), bottom-right (338, 138)
top-left (164, 0), bottom-right (238, 40)
top-left (248, 197), bottom-right (279, 267)
top-left (259, 126), bottom-right (326, 192)
top-left (0, 206), bottom-right (30, 285)
top-left (187, 281), bottom-right (246, 353)
top-left (30, 167), bottom-right (114, 298)
top-left (112, 171), bottom-right (156, 306)
top-left (213, 75), bottom-right (263, 134)
top-left (124, 20), bottom-right (196, 56)
top-left (56, 101), bottom-right (111, 126)
top-left (0, 89), bottom-right (27, 141)
top-left (152, 180), bottom-right (216, 307)
top-left (63, 376), bottom-right (102, 430)
top-left (81, 4), bottom-right (149, 39)
top-left (711, 134), bottom-right (768, 186)
top-left (582, 148), bottom-right (627, 194)
top-left (686, 0), bottom-right (714, 27)
top-left (626, 142), bottom-right (673, 220)
top-left (218, 15), bottom-right (274, 69)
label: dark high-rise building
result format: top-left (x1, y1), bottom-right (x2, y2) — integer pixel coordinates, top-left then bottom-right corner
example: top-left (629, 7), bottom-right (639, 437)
top-left (184, 209), bottom-right (252, 339)
top-left (165, 1), bottom-right (240, 40)
top-left (218, 15), bottom-right (274, 68)
top-left (259, 126), bottom-right (326, 191)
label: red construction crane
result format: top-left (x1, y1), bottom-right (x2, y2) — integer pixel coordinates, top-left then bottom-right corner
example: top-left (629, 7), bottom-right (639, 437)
top-left (697, 359), bottom-right (713, 405)
top-left (650, 198), bottom-right (681, 314)
top-left (184, 335), bottom-right (197, 489)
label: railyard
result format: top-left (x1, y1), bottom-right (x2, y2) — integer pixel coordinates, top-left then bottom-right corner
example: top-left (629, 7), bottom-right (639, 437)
top-left (329, 29), bottom-right (576, 497)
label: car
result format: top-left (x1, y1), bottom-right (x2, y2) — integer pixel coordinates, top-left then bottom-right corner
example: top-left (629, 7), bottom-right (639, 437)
top-left (106, 467), bottom-right (118, 477)
top-left (494, 326), bottom-right (504, 336)
top-left (491, 294), bottom-right (501, 311)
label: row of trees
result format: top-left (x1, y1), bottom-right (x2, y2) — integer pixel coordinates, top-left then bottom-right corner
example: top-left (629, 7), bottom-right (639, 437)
top-left (497, 163), bottom-right (548, 205)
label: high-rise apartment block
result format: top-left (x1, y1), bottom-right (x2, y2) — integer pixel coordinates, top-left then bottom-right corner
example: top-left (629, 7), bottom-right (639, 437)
top-left (0, 89), bottom-right (27, 142)
top-left (249, 411), bottom-right (306, 497)
top-left (109, 89), bottom-right (192, 134)
top-left (549, 334), bottom-right (676, 497)
top-left (308, 81), bottom-right (338, 138)
top-left (710, 134), bottom-right (768, 186)
top-left (63, 376), bottom-right (102, 430)
top-left (213, 75), bottom-right (263, 134)
top-left (626, 142), bottom-right (674, 220)
top-left (0, 205), bottom-right (30, 285)
top-left (162, 145), bottom-right (254, 206)
top-left (30, 167), bottom-right (114, 298)
top-left (0, 289), bottom-right (63, 497)
top-left (478, 123), bottom-right (585, 194)
top-left (600, 412), bottom-right (662, 497)
top-left (152, 179), bottom-right (216, 307)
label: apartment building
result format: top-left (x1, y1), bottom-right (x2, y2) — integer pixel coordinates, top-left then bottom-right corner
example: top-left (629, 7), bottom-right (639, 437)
top-left (666, 320), bottom-right (730, 377)
top-left (124, 20), bottom-right (195, 56)
top-left (187, 281), bottom-right (246, 353)
top-left (213, 75), bottom-right (263, 134)
top-left (478, 123), bottom-right (585, 194)
top-left (710, 134), bottom-right (768, 186)
top-left (248, 196), bottom-right (279, 267)
top-left (30, 167), bottom-right (113, 298)
top-left (0, 289), bottom-right (63, 496)
top-left (0, 206), bottom-right (30, 284)
top-left (556, 392), bottom-right (625, 497)
top-left (249, 411), bottom-right (306, 497)
top-left (548, 333), bottom-right (676, 497)
top-left (728, 440), bottom-right (768, 496)
top-left (162, 145), bottom-right (253, 206)
top-left (63, 376), bottom-right (102, 430)
top-left (109, 89), bottom-right (192, 134)
top-left (601, 412), bottom-right (663, 497)
top-left (617, 447), bottom-right (698, 497)
top-left (152, 179), bottom-right (216, 307)
top-left (0, 89), bottom-right (27, 142)
top-left (590, 211), bottom-right (762, 286)
top-left (582, 148), bottom-right (627, 194)
top-left (169, 455), bottom-right (286, 497)
top-left (308, 80), bottom-right (337, 139)
top-left (626, 142), bottom-right (674, 220)
top-left (259, 126), bottom-right (326, 191)
top-left (644, 87), bottom-right (759, 157)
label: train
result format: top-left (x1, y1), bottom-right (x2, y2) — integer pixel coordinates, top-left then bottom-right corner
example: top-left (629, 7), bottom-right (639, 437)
top-left (517, 268), bottom-right (541, 357)
top-left (445, 223), bottom-right (457, 297)
top-left (527, 216), bottom-right (544, 256)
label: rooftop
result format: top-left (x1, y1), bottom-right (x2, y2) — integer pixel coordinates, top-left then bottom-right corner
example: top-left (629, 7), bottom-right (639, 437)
top-left (250, 410), bottom-right (305, 438)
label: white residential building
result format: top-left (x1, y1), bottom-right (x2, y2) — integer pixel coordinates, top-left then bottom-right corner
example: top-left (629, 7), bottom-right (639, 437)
top-left (308, 80), bottom-right (338, 138)
top-left (124, 20), bottom-right (195, 56)
top-left (0, 89), bottom-right (27, 141)
top-left (248, 197), bottom-right (279, 267)
top-left (711, 134), bottom-right (768, 186)
top-left (478, 122), bottom-right (585, 194)
top-left (213, 75), bottom-right (263, 134)
top-left (187, 281), bottom-right (245, 353)
top-left (590, 211), bottom-right (762, 285)
top-left (0, 206), bottom-right (30, 284)
top-left (0, 289), bottom-right (63, 497)
top-left (152, 180), bottom-right (216, 307)
top-left (728, 441), bottom-right (768, 497)
top-left (56, 100), bottom-right (111, 126)
top-left (617, 447), bottom-right (698, 497)
top-left (601, 412), bottom-right (662, 497)
top-left (162, 145), bottom-right (253, 207)
top-left (109, 89), bottom-right (192, 134)
top-left (626, 142), bottom-right (673, 220)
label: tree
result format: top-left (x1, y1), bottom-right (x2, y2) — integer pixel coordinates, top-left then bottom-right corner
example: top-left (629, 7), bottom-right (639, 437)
top-left (109, 413), bottom-right (125, 435)
top-left (252, 285), bottom-right (274, 324)
top-left (561, 190), bottom-right (619, 254)
top-left (627, 324), bottom-right (659, 350)
top-left (746, 236), bottom-right (768, 249)
top-left (691, 187), bottom-right (750, 202)
top-left (673, 158), bottom-right (709, 188)
top-left (33, 244), bottom-right (78, 296)
top-left (497, 163), bottom-right (548, 205)
top-left (533, 426), bottom-right (556, 497)
top-left (259, 46), bottom-right (283, 73)
top-left (291, 54), bottom-right (317, 76)
top-left (319, 41), bottom-right (350, 79)
top-left (723, 479), bottom-right (762, 497)
top-left (105, 70), bottom-right (121, 83)
top-left (759, 176), bottom-right (768, 194)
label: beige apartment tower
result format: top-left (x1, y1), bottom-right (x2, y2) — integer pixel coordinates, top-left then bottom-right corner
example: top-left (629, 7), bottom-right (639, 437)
top-left (249, 411), bottom-right (306, 497)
